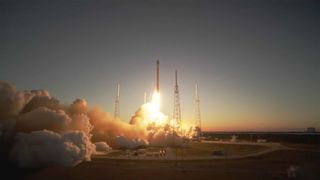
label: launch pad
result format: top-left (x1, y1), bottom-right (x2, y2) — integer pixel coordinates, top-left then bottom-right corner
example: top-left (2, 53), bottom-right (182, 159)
top-left (97, 141), bottom-right (279, 160)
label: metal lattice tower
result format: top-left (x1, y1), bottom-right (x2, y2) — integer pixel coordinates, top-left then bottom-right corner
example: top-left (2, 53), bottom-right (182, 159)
top-left (194, 83), bottom-right (202, 138)
top-left (114, 83), bottom-right (120, 119)
top-left (173, 70), bottom-right (182, 135)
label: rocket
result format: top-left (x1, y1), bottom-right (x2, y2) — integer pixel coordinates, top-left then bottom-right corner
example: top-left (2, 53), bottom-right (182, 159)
top-left (116, 83), bottom-right (120, 97)
top-left (156, 60), bottom-right (160, 92)
top-left (195, 83), bottom-right (199, 99)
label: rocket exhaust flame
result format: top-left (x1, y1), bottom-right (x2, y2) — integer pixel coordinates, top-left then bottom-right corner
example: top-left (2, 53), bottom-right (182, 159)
top-left (131, 61), bottom-right (168, 128)
top-left (134, 61), bottom-right (192, 137)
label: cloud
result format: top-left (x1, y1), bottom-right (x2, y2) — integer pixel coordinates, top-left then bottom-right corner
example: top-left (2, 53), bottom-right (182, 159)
top-left (16, 107), bottom-right (72, 133)
top-left (0, 81), bottom-right (99, 168)
top-left (69, 98), bottom-right (88, 115)
top-left (88, 107), bottom-right (146, 147)
top-left (94, 142), bottom-right (112, 152)
top-left (0, 81), bottom-right (52, 119)
top-left (148, 130), bottom-right (183, 147)
top-left (0, 81), bottom-right (25, 118)
top-left (10, 130), bottom-right (96, 167)
top-left (114, 135), bottom-right (148, 149)
top-left (21, 96), bottom-right (61, 114)
top-left (0, 80), bottom-right (184, 169)
top-left (69, 114), bottom-right (93, 135)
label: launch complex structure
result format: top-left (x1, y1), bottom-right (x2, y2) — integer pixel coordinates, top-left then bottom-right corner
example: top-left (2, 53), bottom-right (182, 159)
top-left (173, 70), bottom-right (182, 135)
top-left (194, 83), bottom-right (202, 139)
top-left (114, 83), bottom-right (120, 119)
top-left (113, 60), bottom-right (202, 139)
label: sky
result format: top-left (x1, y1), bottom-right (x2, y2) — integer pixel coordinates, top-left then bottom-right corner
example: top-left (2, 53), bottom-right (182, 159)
top-left (1, 0), bottom-right (319, 131)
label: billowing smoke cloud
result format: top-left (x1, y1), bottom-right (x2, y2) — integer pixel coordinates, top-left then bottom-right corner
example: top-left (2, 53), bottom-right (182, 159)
top-left (0, 80), bottom-right (185, 168)
top-left (95, 142), bottom-right (112, 152)
top-left (10, 130), bottom-right (95, 167)
top-left (148, 131), bottom-right (183, 147)
top-left (21, 96), bottom-right (60, 114)
top-left (16, 107), bottom-right (72, 133)
top-left (129, 102), bottom-right (184, 147)
top-left (0, 81), bottom-right (97, 167)
top-left (88, 107), bottom-right (146, 147)
top-left (15, 99), bottom-right (93, 135)
top-left (69, 98), bottom-right (88, 115)
top-left (0, 81), bottom-right (51, 140)
top-left (0, 80), bottom-right (156, 167)
top-left (69, 114), bottom-right (93, 135)
top-left (0, 81), bottom-right (50, 118)
top-left (0, 81), bottom-right (25, 118)
top-left (114, 135), bottom-right (148, 149)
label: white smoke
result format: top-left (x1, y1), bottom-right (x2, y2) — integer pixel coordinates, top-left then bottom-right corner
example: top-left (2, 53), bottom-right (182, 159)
top-left (10, 130), bottom-right (96, 167)
top-left (69, 98), bottom-right (88, 115)
top-left (94, 142), bottom-right (112, 152)
top-left (0, 80), bottom-right (184, 169)
top-left (129, 102), bottom-right (184, 147)
top-left (115, 135), bottom-right (148, 149)
top-left (69, 114), bottom-right (93, 135)
top-left (16, 107), bottom-right (72, 133)
top-left (61, 131), bottom-right (96, 161)
top-left (148, 130), bottom-right (183, 147)
top-left (88, 107), bottom-right (146, 147)
top-left (0, 81), bottom-right (98, 168)
top-left (0, 81), bottom-right (50, 118)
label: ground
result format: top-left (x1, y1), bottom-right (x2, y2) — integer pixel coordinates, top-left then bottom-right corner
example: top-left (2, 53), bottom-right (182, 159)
top-left (25, 142), bottom-right (320, 180)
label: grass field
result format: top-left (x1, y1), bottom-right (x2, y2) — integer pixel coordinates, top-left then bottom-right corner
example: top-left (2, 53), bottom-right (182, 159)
top-left (3, 142), bottom-right (319, 179)
top-left (25, 149), bottom-right (320, 180)
top-left (106, 142), bottom-right (269, 158)
top-left (282, 143), bottom-right (320, 151)
top-left (174, 142), bottom-right (269, 157)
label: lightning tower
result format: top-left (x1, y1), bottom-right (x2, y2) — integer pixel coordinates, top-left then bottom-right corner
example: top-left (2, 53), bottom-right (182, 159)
top-left (114, 83), bottom-right (120, 119)
top-left (173, 70), bottom-right (182, 135)
top-left (194, 83), bottom-right (202, 139)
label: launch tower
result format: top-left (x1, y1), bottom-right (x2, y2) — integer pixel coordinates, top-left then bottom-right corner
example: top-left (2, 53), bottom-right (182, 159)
top-left (194, 83), bottom-right (202, 139)
top-left (173, 70), bottom-right (182, 135)
top-left (114, 83), bottom-right (120, 119)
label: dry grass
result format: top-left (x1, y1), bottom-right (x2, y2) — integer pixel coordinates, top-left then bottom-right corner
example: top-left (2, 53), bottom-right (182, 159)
top-left (105, 147), bottom-right (166, 157)
top-left (282, 143), bottom-right (320, 151)
top-left (27, 150), bottom-right (320, 180)
top-left (174, 142), bottom-right (268, 157)
top-left (105, 142), bottom-right (269, 158)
